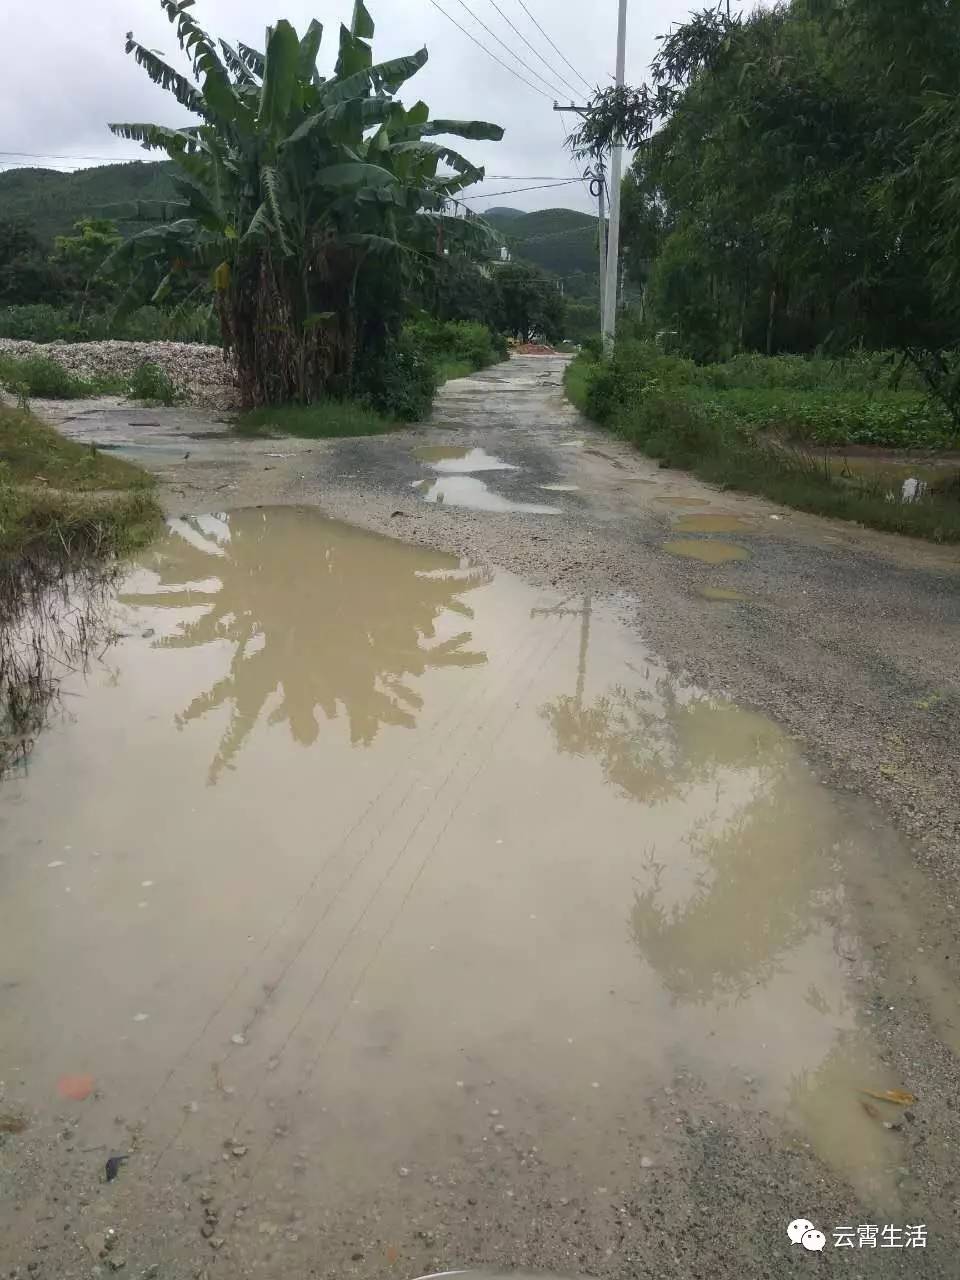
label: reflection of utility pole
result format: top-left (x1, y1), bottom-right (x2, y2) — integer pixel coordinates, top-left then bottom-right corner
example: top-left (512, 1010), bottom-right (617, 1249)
top-left (531, 594), bottom-right (593, 707)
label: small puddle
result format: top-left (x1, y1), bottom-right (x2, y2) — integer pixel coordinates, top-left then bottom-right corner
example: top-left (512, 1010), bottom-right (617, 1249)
top-left (699, 586), bottom-right (747, 602)
top-left (663, 539), bottom-right (751, 564)
top-left (413, 446), bottom-right (517, 473)
top-left (540, 483), bottom-right (579, 493)
top-left (675, 515), bottom-right (752, 535)
top-left (655, 495), bottom-right (712, 507)
top-left (1, 507), bottom-right (956, 1242)
top-left (414, 475), bottom-right (561, 515)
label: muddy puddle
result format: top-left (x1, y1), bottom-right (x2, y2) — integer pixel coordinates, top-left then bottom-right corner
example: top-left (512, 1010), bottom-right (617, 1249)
top-left (655, 495), bottom-right (712, 507)
top-left (1, 506), bottom-right (956, 1269)
top-left (699, 586), bottom-right (747, 602)
top-left (412, 445), bottom-right (517, 473)
top-left (674, 514), bottom-right (753, 535)
top-left (663, 539), bottom-right (751, 564)
top-left (412, 475), bottom-right (561, 515)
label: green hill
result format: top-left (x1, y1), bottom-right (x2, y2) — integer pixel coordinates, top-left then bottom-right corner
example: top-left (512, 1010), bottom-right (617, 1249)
top-left (0, 162), bottom-right (177, 243)
top-left (483, 206), bottom-right (599, 279)
top-left (0, 164), bottom-right (602, 295)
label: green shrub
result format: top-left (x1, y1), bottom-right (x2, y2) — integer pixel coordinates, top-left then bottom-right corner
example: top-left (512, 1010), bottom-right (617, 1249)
top-left (0, 305), bottom-right (74, 343)
top-left (403, 318), bottom-right (505, 374)
top-left (680, 387), bottom-right (956, 448)
top-left (0, 354), bottom-right (93, 399)
top-left (0, 303), bottom-right (221, 345)
top-left (566, 352), bottom-right (960, 542)
top-left (357, 332), bottom-right (437, 421)
top-left (129, 361), bottom-right (179, 405)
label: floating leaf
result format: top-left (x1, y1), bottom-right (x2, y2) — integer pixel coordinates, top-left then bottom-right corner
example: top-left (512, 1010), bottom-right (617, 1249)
top-left (861, 1088), bottom-right (916, 1105)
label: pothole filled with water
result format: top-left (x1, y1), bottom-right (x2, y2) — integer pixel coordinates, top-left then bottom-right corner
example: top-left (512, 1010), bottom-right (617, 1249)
top-left (675, 514), bottom-right (753, 535)
top-left (1, 507), bottom-right (955, 1258)
top-left (663, 539), bottom-right (751, 564)
top-left (412, 446), bottom-right (517, 473)
top-left (412, 475), bottom-right (561, 515)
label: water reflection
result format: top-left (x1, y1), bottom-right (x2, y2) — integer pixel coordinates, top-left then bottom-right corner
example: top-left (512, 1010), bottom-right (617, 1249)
top-left (1, 553), bottom-right (119, 778)
top-left (121, 508), bottom-right (491, 781)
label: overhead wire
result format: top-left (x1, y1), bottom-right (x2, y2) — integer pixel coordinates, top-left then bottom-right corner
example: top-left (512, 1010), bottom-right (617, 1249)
top-left (444, 0), bottom-right (568, 98)
top-left (483, 0), bottom-right (583, 99)
top-left (513, 0), bottom-right (595, 95)
top-left (425, 0), bottom-right (555, 99)
top-left (459, 179), bottom-right (581, 199)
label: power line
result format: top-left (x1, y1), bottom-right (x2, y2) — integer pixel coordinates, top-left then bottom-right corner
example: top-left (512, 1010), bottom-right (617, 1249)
top-left (484, 0), bottom-right (583, 99)
top-left (459, 179), bottom-right (581, 199)
top-left (514, 0), bottom-right (595, 95)
top-left (426, 0), bottom-right (554, 99)
top-left (445, 0), bottom-right (568, 98)
top-left (0, 149), bottom-right (140, 163)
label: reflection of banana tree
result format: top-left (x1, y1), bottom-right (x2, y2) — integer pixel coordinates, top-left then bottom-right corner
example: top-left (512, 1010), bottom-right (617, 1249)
top-left (542, 671), bottom-right (783, 805)
top-left (629, 781), bottom-right (832, 1003)
top-left (123, 509), bottom-right (490, 782)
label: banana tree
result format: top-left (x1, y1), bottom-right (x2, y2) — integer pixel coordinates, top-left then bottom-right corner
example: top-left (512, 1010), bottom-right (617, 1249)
top-left (107, 0), bottom-right (502, 407)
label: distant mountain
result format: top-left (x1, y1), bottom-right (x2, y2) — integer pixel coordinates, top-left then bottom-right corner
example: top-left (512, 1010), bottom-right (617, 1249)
top-left (0, 162), bottom-right (177, 243)
top-left (0, 164), bottom-right (602, 297)
top-left (480, 206), bottom-right (602, 298)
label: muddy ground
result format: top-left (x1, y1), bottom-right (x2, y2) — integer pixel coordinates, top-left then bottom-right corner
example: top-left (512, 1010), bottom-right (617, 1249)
top-left (2, 356), bottom-right (958, 1279)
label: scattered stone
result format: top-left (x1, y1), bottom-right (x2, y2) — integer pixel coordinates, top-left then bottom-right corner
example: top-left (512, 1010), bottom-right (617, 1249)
top-left (198, 1192), bottom-right (214, 1205)
top-left (200, 1225), bottom-right (215, 1239)
top-left (492, 1124), bottom-right (506, 1135)
top-left (208, 1238), bottom-right (225, 1251)
top-left (107, 1257), bottom-right (126, 1272)
top-left (488, 1108), bottom-right (501, 1117)
top-left (398, 1167), bottom-right (410, 1178)
top-left (640, 1156), bottom-right (654, 1169)
top-left (231, 1145), bottom-right (247, 1158)
top-left (230, 1034), bottom-right (246, 1046)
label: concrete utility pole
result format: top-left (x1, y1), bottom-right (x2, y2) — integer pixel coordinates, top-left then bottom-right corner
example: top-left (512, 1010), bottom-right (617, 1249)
top-left (602, 0), bottom-right (628, 353)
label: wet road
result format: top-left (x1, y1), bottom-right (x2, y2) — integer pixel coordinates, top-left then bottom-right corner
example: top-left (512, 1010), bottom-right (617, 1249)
top-left (3, 360), bottom-right (959, 1278)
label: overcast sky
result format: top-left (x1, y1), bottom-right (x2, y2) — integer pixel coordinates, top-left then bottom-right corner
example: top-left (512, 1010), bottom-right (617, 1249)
top-left (2, 0), bottom-right (757, 214)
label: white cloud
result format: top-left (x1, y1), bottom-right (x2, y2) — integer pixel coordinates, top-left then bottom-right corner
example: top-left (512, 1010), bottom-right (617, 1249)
top-left (2, 0), bottom-right (757, 214)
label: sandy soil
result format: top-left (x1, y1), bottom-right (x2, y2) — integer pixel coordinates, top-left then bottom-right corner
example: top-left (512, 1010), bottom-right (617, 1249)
top-left (2, 357), bottom-right (958, 1280)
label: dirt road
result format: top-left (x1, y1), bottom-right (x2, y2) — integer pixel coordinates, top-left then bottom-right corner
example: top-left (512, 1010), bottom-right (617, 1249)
top-left (2, 357), bottom-right (958, 1278)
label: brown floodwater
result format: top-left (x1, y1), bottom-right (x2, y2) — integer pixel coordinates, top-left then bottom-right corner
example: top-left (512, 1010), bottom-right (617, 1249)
top-left (1, 507), bottom-right (956, 1262)
top-left (663, 539), bottom-right (751, 564)
top-left (674, 515), bottom-right (753, 535)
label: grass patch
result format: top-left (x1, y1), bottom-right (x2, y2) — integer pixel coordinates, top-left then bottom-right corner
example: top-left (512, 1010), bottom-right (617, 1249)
top-left (0, 354), bottom-right (128, 400)
top-left (565, 354), bottom-right (960, 543)
top-left (129, 361), bottom-right (179, 406)
top-left (236, 399), bottom-right (397, 440)
top-left (0, 404), bottom-right (160, 558)
top-left (437, 359), bottom-right (474, 383)
top-left (564, 356), bottom-right (591, 413)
